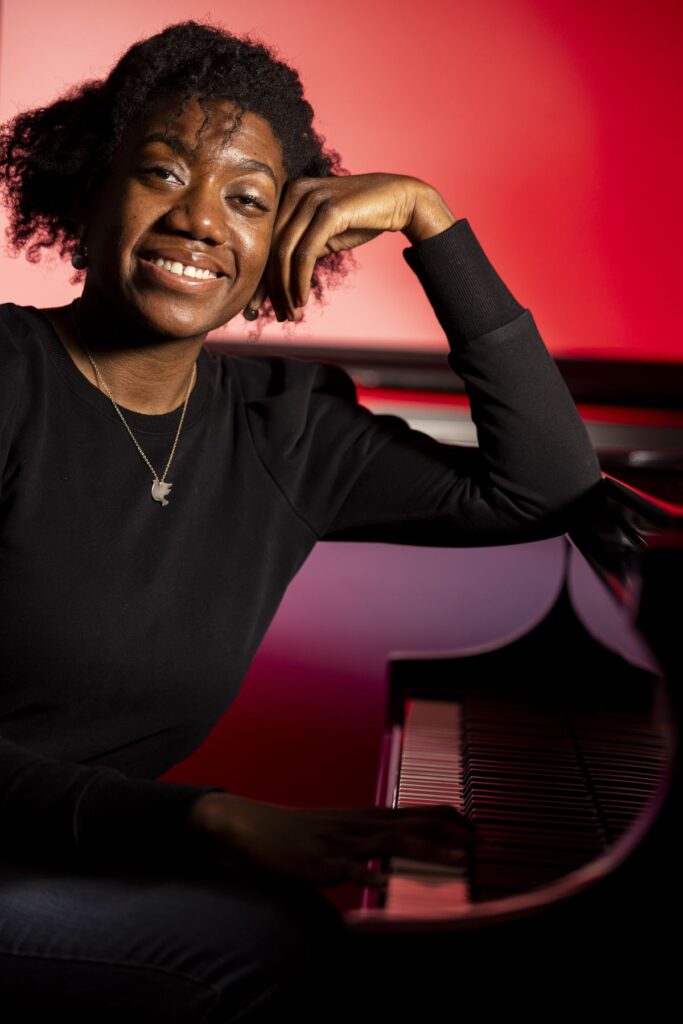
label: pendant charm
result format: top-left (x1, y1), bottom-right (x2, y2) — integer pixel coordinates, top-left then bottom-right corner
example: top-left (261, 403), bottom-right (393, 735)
top-left (151, 478), bottom-right (172, 507)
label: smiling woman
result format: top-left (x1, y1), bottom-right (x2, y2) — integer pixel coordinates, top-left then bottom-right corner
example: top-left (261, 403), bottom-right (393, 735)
top-left (0, 22), bottom-right (352, 320)
top-left (0, 15), bottom-right (605, 1024)
top-left (0, 22), bottom-right (351, 417)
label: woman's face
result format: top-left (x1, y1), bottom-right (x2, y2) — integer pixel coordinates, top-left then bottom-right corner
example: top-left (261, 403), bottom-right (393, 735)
top-left (78, 92), bottom-right (287, 340)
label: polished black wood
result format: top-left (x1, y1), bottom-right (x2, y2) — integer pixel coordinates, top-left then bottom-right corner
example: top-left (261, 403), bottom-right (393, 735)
top-left (208, 338), bottom-right (683, 409)
top-left (342, 471), bottom-right (681, 1015)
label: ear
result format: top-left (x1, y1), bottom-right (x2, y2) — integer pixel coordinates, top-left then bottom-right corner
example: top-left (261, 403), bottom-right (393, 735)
top-left (69, 170), bottom-right (101, 233)
top-left (243, 271), bottom-right (269, 320)
top-left (68, 198), bottom-right (89, 238)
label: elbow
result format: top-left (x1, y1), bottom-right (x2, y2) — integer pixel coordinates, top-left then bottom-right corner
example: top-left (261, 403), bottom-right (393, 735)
top-left (510, 472), bottom-right (607, 542)
top-left (516, 443), bottom-right (605, 524)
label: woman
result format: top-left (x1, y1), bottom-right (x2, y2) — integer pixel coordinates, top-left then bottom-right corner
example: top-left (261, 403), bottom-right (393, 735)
top-left (0, 17), bottom-right (604, 1023)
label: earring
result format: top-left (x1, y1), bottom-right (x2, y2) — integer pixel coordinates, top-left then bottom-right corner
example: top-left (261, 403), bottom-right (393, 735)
top-left (71, 223), bottom-right (88, 269)
top-left (243, 306), bottom-right (259, 321)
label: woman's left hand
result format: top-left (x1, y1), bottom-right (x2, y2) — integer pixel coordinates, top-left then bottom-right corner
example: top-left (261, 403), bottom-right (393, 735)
top-left (246, 174), bottom-right (457, 322)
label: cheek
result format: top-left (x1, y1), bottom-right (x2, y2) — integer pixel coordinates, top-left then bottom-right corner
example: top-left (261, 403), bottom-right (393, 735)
top-left (237, 223), bottom-right (273, 275)
top-left (90, 200), bottom-right (140, 265)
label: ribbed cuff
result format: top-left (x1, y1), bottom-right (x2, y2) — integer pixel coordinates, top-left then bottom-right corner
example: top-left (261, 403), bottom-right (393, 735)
top-left (74, 769), bottom-right (228, 871)
top-left (402, 218), bottom-right (526, 342)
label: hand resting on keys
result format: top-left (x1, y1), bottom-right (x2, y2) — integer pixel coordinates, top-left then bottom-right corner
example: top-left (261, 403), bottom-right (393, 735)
top-left (189, 792), bottom-right (474, 888)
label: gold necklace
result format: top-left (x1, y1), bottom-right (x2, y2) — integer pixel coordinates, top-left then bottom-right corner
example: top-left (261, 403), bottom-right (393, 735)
top-left (68, 299), bottom-right (196, 508)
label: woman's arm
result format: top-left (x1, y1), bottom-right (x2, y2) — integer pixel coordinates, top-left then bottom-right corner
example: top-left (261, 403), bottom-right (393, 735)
top-left (0, 731), bottom-right (227, 870)
top-left (324, 214), bottom-right (605, 544)
top-left (234, 183), bottom-right (605, 546)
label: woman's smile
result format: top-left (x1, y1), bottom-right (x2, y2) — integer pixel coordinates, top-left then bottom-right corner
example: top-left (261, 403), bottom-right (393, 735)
top-left (136, 252), bottom-right (230, 293)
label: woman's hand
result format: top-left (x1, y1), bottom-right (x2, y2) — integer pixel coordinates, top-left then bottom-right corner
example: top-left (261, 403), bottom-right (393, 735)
top-left (189, 791), bottom-right (474, 889)
top-left (246, 174), bottom-right (457, 322)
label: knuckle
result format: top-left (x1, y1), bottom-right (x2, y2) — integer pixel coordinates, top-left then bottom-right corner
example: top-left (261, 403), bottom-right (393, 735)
top-left (316, 197), bottom-right (335, 217)
top-left (439, 804), bottom-right (463, 820)
top-left (352, 830), bottom-right (390, 858)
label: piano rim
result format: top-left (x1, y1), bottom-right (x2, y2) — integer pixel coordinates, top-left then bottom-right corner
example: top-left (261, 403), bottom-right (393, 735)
top-left (345, 472), bottom-right (680, 933)
top-left (344, 757), bottom-right (671, 933)
top-left (343, 732), bottom-right (674, 933)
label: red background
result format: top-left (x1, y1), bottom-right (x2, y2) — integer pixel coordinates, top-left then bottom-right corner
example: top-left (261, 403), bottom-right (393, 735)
top-left (0, 3), bottom-right (678, 911)
top-left (1, 0), bottom-right (681, 360)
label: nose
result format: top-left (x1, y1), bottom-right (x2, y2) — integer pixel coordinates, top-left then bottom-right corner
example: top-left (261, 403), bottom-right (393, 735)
top-left (162, 180), bottom-right (230, 245)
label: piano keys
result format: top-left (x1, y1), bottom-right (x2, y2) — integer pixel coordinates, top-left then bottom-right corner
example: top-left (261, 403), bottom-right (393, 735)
top-left (333, 472), bottom-right (681, 1018)
top-left (369, 667), bottom-right (669, 918)
top-left (343, 471), bottom-right (681, 942)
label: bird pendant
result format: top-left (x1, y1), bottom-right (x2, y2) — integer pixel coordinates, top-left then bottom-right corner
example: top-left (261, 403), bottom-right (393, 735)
top-left (151, 478), bottom-right (172, 507)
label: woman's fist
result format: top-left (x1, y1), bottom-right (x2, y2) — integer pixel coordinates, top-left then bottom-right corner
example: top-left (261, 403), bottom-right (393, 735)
top-left (245, 174), bottom-right (456, 322)
top-left (189, 791), bottom-right (474, 889)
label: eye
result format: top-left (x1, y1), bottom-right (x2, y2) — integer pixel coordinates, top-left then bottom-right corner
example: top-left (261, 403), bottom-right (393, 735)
top-left (234, 193), bottom-right (269, 211)
top-left (143, 165), bottom-right (182, 183)
top-left (141, 167), bottom-right (268, 210)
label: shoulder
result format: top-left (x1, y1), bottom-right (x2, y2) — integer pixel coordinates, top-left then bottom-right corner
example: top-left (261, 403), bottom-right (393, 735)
top-left (223, 351), bottom-right (378, 461)
top-left (0, 304), bottom-right (35, 447)
top-left (0, 301), bottom-right (32, 345)
top-left (0, 302), bottom-right (32, 387)
top-left (225, 350), bottom-right (357, 408)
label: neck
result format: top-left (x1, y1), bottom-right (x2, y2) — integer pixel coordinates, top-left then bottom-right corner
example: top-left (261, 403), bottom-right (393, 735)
top-left (46, 294), bottom-right (204, 416)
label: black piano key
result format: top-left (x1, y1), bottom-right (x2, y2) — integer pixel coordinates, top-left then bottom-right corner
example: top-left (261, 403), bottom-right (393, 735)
top-left (381, 679), bottom-right (668, 915)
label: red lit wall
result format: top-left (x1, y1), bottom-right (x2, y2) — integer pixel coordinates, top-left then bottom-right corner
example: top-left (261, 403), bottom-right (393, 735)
top-left (0, 0), bottom-right (680, 360)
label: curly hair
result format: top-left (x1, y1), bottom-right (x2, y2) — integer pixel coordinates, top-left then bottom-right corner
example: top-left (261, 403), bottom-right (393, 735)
top-left (0, 18), bottom-right (356, 334)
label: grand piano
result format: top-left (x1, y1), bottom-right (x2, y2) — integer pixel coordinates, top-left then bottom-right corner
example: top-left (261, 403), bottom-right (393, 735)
top-left (341, 468), bottom-right (682, 1014)
top-left (211, 336), bottom-right (682, 1015)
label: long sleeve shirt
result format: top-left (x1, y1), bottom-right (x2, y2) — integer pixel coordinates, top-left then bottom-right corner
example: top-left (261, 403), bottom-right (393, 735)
top-left (0, 218), bottom-right (605, 872)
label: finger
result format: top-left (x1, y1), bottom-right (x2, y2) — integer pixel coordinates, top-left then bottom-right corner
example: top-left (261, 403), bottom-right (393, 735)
top-left (396, 803), bottom-right (474, 834)
top-left (401, 805), bottom-right (475, 836)
top-left (343, 804), bottom-right (474, 836)
top-left (307, 806), bottom-right (444, 829)
top-left (267, 180), bottom-right (316, 319)
top-left (342, 860), bottom-right (390, 889)
top-left (343, 820), bottom-right (475, 864)
top-left (350, 830), bottom-right (470, 868)
top-left (244, 276), bottom-right (268, 319)
top-left (324, 803), bottom-right (468, 822)
top-left (395, 815), bottom-right (476, 849)
top-left (267, 193), bottom-right (316, 319)
top-left (288, 200), bottom-right (344, 309)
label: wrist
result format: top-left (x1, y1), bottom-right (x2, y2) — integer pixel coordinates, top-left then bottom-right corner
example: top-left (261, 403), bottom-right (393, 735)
top-left (402, 181), bottom-right (458, 245)
top-left (188, 791), bottom-right (230, 833)
top-left (187, 791), bottom-right (260, 853)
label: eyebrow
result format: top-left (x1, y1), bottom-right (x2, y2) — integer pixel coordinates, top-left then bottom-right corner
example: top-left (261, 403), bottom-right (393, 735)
top-left (140, 133), bottom-right (279, 189)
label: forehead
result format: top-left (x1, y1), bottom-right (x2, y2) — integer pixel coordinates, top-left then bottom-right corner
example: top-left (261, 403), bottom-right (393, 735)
top-left (127, 93), bottom-right (285, 180)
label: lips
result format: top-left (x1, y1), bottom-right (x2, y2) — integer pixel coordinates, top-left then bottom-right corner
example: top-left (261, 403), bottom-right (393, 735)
top-left (139, 248), bottom-right (226, 277)
top-left (136, 254), bottom-right (227, 292)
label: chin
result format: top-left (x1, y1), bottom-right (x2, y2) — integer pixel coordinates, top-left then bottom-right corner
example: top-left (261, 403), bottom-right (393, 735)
top-left (124, 296), bottom-right (212, 339)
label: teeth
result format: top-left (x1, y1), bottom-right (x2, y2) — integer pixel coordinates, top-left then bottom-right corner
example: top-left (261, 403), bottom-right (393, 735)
top-left (150, 257), bottom-right (218, 280)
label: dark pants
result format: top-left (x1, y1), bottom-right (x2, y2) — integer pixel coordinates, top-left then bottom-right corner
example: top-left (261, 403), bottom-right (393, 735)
top-left (0, 856), bottom-right (356, 1023)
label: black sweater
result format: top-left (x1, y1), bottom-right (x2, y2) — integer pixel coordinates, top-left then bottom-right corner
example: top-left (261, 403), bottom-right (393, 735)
top-left (0, 218), bottom-right (604, 872)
